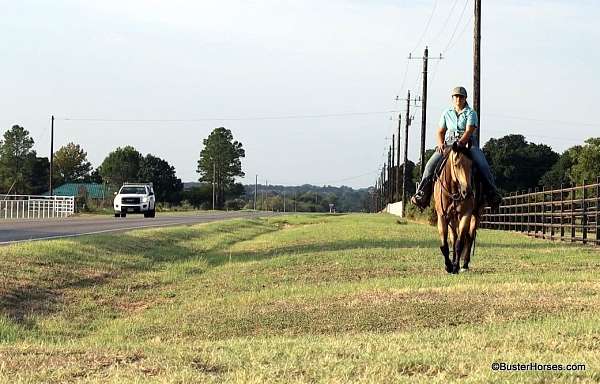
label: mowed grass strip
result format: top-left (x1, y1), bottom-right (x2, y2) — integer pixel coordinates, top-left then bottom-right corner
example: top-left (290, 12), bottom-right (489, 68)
top-left (0, 213), bottom-right (598, 383)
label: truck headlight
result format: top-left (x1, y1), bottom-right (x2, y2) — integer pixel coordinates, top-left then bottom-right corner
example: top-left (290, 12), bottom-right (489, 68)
top-left (142, 196), bottom-right (149, 203)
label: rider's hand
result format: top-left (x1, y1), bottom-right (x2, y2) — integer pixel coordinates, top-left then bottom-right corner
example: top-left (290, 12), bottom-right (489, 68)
top-left (436, 143), bottom-right (445, 154)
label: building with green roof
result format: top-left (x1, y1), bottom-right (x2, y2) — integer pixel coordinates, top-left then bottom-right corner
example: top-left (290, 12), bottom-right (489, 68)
top-left (46, 183), bottom-right (108, 199)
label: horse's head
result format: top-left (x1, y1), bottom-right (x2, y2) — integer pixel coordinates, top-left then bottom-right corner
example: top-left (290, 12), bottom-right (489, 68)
top-left (449, 143), bottom-right (473, 200)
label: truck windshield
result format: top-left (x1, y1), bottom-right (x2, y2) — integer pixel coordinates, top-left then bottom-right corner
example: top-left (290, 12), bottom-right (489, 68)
top-left (120, 187), bottom-right (147, 194)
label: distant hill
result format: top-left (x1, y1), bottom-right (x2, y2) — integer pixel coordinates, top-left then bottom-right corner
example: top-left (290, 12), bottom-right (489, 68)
top-left (183, 182), bottom-right (202, 190)
top-left (241, 184), bottom-right (371, 213)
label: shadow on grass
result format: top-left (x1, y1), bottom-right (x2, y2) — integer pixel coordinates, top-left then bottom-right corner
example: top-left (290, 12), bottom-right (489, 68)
top-left (0, 216), bottom-right (493, 325)
top-left (0, 285), bottom-right (58, 326)
top-left (216, 238), bottom-right (442, 263)
top-left (0, 219), bottom-right (280, 324)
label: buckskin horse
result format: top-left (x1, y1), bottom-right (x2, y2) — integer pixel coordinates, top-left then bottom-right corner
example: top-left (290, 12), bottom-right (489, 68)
top-left (433, 142), bottom-right (481, 274)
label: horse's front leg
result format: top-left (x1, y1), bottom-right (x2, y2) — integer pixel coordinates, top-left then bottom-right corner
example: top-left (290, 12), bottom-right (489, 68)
top-left (437, 214), bottom-right (452, 273)
top-left (462, 216), bottom-right (478, 271)
top-left (454, 215), bottom-right (472, 274)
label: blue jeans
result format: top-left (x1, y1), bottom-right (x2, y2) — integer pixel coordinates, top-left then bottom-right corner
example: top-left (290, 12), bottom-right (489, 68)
top-left (420, 145), bottom-right (497, 190)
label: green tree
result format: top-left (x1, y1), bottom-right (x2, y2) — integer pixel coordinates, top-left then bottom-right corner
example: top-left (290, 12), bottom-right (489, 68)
top-left (99, 146), bottom-right (142, 187)
top-left (87, 168), bottom-right (103, 183)
top-left (138, 154), bottom-right (183, 203)
top-left (197, 127), bottom-right (245, 209)
top-left (225, 182), bottom-right (245, 201)
top-left (483, 134), bottom-right (558, 193)
top-left (0, 125), bottom-right (38, 194)
top-left (400, 160), bottom-right (417, 198)
top-left (569, 138), bottom-right (600, 185)
top-left (182, 184), bottom-right (213, 209)
top-left (54, 142), bottom-right (92, 185)
top-left (539, 146), bottom-right (580, 187)
top-left (29, 157), bottom-right (50, 195)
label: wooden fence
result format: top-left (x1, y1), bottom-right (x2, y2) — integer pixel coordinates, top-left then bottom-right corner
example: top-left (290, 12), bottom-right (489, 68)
top-left (481, 177), bottom-right (600, 246)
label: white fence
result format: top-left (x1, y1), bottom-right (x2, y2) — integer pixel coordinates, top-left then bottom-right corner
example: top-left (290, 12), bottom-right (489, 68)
top-left (384, 201), bottom-right (403, 217)
top-left (0, 195), bottom-right (75, 219)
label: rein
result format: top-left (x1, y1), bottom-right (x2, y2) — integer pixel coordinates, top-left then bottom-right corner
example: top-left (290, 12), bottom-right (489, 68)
top-left (435, 150), bottom-right (471, 204)
top-left (435, 148), bottom-right (473, 225)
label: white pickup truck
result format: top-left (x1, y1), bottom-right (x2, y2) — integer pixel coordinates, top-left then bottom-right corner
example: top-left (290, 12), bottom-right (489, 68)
top-left (113, 183), bottom-right (156, 218)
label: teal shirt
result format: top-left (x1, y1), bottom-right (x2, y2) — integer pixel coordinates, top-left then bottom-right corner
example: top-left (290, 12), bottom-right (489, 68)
top-left (439, 104), bottom-right (479, 145)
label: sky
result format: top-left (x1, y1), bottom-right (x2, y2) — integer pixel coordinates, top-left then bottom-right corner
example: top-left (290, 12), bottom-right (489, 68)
top-left (1, 0), bottom-right (599, 188)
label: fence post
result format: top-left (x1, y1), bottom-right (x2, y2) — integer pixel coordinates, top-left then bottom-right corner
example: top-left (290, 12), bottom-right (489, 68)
top-left (520, 190), bottom-right (525, 232)
top-left (526, 188), bottom-right (531, 235)
top-left (596, 176), bottom-right (600, 245)
top-left (549, 185), bottom-right (554, 240)
top-left (534, 187), bottom-right (539, 237)
top-left (571, 185), bottom-right (575, 242)
top-left (512, 192), bottom-right (517, 231)
top-left (582, 179), bottom-right (587, 244)
top-left (541, 186), bottom-right (546, 239)
top-left (560, 184), bottom-right (564, 241)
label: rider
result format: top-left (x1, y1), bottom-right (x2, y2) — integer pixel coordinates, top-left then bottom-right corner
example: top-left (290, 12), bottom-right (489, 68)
top-left (411, 86), bottom-right (502, 209)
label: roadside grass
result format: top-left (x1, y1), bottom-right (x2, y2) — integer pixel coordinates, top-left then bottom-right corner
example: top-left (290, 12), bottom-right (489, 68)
top-left (0, 213), bottom-right (598, 383)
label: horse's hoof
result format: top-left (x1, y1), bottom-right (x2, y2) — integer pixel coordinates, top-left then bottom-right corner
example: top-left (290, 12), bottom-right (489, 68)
top-left (452, 264), bottom-right (460, 274)
top-left (445, 263), bottom-right (453, 273)
top-left (460, 267), bottom-right (469, 273)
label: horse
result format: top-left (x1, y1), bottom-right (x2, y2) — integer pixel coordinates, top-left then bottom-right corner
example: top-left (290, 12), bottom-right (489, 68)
top-left (433, 142), bottom-right (480, 274)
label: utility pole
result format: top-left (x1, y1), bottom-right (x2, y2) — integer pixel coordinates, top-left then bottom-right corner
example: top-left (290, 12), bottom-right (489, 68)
top-left (402, 90), bottom-right (411, 216)
top-left (383, 163), bottom-right (387, 206)
top-left (391, 135), bottom-right (395, 202)
top-left (49, 115), bottom-right (54, 196)
top-left (283, 191), bottom-right (286, 212)
top-left (473, 0), bottom-right (481, 147)
top-left (376, 179), bottom-right (380, 212)
top-left (396, 114), bottom-right (401, 202)
top-left (254, 174), bottom-right (258, 210)
top-left (409, 48), bottom-right (442, 176)
top-left (420, 46), bottom-right (428, 177)
top-left (212, 162), bottom-right (216, 210)
top-left (387, 147), bottom-right (392, 203)
top-left (262, 180), bottom-right (266, 210)
top-left (294, 190), bottom-right (297, 212)
top-left (382, 167), bottom-right (386, 207)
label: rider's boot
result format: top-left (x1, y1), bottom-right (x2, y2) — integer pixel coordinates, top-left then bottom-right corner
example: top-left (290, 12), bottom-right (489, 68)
top-left (410, 176), bottom-right (434, 210)
top-left (483, 181), bottom-right (503, 210)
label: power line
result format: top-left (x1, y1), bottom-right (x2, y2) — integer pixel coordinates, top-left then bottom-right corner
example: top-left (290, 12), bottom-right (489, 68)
top-left (254, 168), bottom-right (381, 188)
top-left (395, 58), bottom-right (411, 101)
top-left (316, 169), bottom-right (382, 185)
top-left (486, 113), bottom-right (600, 127)
top-left (442, 0), bottom-right (470, 54)
top-left (430, 0), bottom-right (461, 45)
top-left (411, 0), bottom-right (438, 54)
top-left (445, 14), bottom-right (473, 54)
top-left (57, 111), bottom-right (401, 122)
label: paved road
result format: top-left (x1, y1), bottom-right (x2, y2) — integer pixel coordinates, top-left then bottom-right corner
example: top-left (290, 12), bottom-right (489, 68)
top-left (0, 211), bottom-right (278, 244)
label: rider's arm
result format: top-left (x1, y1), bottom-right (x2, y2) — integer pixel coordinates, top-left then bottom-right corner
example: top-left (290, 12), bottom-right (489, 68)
top-left (458, 109), bottom-right (479, 146)
top-left (437, 126), bottom-right (447, 148)
top-left (437, 111), bottom-right (447, 151)
top-left (458, 125), bottom-right (476, 146)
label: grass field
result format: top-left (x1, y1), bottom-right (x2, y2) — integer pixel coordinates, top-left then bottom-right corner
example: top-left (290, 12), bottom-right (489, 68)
top-left (0, 213), bottom-right (598, 383)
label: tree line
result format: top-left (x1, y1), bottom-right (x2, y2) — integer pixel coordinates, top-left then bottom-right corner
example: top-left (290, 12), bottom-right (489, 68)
top-left (408, 134), bottom-right (600, 195)
top-left (0, 125), bottom-right (248, 209)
